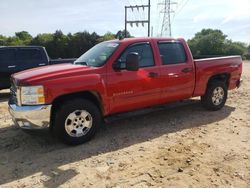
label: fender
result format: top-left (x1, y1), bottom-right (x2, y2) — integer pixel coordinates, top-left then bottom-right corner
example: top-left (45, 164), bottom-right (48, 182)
top-left (44, 73), bottom-right (109, 114)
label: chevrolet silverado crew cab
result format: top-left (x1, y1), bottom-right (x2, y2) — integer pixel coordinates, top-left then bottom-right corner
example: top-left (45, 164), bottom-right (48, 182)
top-left (0, 46), bottom-right (76, 90)
top-left (8, 38), bottom-right (243, 145)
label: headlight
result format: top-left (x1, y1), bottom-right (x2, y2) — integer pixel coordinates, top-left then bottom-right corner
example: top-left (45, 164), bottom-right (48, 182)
top-left (20, 86), bottom-right (45, 105)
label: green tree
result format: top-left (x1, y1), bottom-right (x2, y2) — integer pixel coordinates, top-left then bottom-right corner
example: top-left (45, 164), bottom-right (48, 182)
top-left (47, 30), bottom-right (69, 58)
top-left (97, 32), bottom-right (115, 43)
top-left (0, 35), bottom-right (7, 46)
top-left (1, 29), bottom-right (132, 58)
top-left (188, 29), bottom-right (227, 57)
top-left (31, 33), bottom-right (53, 45)
top-left (246, 44), bottom-right (250, 60)
top-left (188, 29), bottom-right (247, 58)
top-left (67, 31), bottom-right (99, 58)
top-left (116, 30), bottom-right (132, 39)
top-left (30, 33), bottom-right (54, 57)
top-left (6, 37), bottom-right (23, 46)
top-left (15, 31), bottom-right (32, 45)
top-left (224, 41), bottom-right (247, 56)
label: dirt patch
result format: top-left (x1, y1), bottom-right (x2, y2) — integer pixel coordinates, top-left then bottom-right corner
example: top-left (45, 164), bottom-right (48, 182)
top-left (0, 62), bottom-right (249, 187)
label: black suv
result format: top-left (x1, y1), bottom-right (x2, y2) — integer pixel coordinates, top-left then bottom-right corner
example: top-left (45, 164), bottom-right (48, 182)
top-left (0, 46), bottom-right (76, 90)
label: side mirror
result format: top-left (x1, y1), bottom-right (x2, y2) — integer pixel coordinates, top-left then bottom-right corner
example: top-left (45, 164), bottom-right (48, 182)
top-left (126, 52), bottom-right (139, 71)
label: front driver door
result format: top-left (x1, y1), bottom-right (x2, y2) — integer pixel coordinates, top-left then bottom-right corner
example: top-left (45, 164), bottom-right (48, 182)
top-left (107, 42), bottom-right (162, 114)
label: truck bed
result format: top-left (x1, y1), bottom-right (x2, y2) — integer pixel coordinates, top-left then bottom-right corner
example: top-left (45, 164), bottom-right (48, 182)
top-left (193, 56), bottom-right (243, 97)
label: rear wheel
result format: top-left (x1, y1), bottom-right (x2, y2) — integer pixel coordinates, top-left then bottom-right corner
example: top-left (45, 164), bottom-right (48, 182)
top-left (53, 98), bottom-right (102, 145)
top-left (201, 81), bottom-right (228, 111)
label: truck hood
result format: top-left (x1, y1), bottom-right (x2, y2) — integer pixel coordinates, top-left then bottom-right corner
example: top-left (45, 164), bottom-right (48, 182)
top-left (13, 64), bottom-right (97, 85)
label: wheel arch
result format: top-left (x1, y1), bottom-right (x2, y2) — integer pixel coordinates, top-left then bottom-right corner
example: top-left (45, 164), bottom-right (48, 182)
top-left (50, 90), bottom-right (104, 129)
top-left (207, 73), bottom-right (230, 89)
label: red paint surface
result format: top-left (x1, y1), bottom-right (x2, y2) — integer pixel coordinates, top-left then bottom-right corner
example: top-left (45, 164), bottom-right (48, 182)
top-left (13, 37), bottom-right (243, 116)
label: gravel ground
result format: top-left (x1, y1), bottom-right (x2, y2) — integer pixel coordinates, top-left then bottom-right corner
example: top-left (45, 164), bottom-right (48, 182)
top-left (0, 61), bottom-right (249, 188)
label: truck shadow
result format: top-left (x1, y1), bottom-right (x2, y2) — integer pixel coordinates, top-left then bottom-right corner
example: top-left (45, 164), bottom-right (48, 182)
top-left (0, 91), bottom-right (10, 103)
top-left (0, 99), bottom-right (235, 187)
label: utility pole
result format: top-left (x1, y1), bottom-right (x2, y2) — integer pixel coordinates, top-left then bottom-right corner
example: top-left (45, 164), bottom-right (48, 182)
top-left (148, 0), bottom-right (151, 37)
top-left (125, 0), bottom-right (151, 37)
top-left (158, 0), bottom-right (176, 37)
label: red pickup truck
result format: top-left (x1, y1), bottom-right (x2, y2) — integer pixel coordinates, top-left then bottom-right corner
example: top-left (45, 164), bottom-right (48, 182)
top-left (9, 37), bottom-right (243, 145)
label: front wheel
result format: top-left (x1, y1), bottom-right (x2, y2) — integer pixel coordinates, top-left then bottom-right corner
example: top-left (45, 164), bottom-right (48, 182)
top-left (53, 98), bottom-right (102, 145)
top-left (201, 81), bottom-right (228, 111)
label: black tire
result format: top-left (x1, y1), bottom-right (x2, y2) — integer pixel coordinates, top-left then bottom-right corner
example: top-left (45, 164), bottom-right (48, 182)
top-left (201, 81), bottom-right (228, 111)
top-left (52, 98), bottom-right (102, 145)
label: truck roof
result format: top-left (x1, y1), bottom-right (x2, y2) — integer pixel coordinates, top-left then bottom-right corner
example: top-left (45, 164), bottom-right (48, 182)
top-left (107, 37), bottom-right (184, 45)
top-left (0, 46), bottom-right (44, 49)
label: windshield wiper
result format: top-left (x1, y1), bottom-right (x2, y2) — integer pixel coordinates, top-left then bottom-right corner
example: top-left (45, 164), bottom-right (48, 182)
top-left (74, 61), bottom-right (88, 66)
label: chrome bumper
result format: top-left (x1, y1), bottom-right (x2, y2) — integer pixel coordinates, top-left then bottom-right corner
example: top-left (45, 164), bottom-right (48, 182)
top-left (8, 104), bottom-right (52, 129)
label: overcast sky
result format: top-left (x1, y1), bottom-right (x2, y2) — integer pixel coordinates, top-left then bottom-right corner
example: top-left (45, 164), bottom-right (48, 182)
top-left (0, 0), bottom-right (249, 42)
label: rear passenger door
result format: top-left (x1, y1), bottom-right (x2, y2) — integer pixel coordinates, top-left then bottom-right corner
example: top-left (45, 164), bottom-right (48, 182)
top-left (16, 48), bottom-right (47, 72)
top-left (0, 48), bottom-right (16, 88)
top-left (158, 41), bottom-right (195, 102)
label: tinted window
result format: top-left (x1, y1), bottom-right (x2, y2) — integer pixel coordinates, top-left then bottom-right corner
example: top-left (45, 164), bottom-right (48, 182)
top-left (158, 42), bottom-right (187, 65)
top-left (0, 49), bottom-right (15, 62)
top-left (119, 43), bottom-right (154, 68)
top-left (17, 49), bottom-right (42, 61)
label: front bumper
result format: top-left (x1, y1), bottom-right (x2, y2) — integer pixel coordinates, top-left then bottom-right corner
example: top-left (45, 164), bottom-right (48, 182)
top-left (8, 104), bottom-right (52, 129)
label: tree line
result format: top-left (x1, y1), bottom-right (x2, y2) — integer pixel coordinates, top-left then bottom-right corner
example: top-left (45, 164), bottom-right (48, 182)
top-left (0, 30), bottom-right (129, 59)
top-left (0, 29), bottom-right (249, 60)
top-left (188, 29), bottom-right (249, 60)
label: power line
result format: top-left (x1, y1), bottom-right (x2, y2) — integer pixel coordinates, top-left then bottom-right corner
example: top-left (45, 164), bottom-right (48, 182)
top-left (156, 0), bottom-right (161, 36)
top-left (135, 0), bottom-right (145, 22)
top-left (157, 0), bottom-right (189, 36)
top-left (127, 0), bottom-right (145, 28)
top-left (158, 0), bottom-right (177, 37)
top-left (172, 0), bottom-right (190, 22)
top-left (125, 0), bottom-right (151, 37)
top-left (127, 0), bottom-right (137, 23)
top-left (140, 0), bottom-right (145, 22)
top-left (176, 0), bottom-right (190, 14)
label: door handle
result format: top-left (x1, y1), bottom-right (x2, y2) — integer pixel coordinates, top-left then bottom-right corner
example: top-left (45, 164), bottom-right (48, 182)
top-left (8, 65), bottom-right (16, 68)
top-left (148, 72), bottom-right (159, 78)
top-left (39, 63), bottom-right (46, 66)
top-left (182, 67), bottom-right (193, 73)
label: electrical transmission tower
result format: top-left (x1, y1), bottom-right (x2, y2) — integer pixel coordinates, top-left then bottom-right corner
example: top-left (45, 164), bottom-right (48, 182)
top-left (158, 0), bottom-right (176, 37)
top-left (125, 0), bottom-right (151, 37)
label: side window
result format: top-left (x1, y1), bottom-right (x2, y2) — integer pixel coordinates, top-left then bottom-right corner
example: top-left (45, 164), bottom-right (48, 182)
top-left (17, 49), bottom-right (42, 61)
top-left (119, 43), bottom-right (154, 68)
top-left (0, 49), bottom-right (15, 63)
top-left (158, 42), bottom-right (187, 65)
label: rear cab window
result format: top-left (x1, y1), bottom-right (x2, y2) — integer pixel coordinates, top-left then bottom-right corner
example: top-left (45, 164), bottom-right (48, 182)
top-left (0, 49), bottom-right (16, 65)
top-left (157, 41), bottom-right (187, 65)
top-left (17, 49), bottom-right (42, 62)
top-left (118, 43), bottom-right (155, 69)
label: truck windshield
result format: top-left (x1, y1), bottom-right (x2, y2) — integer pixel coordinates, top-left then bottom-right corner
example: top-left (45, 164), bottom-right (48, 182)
top-left (74, 42), bottom-right (119, 67)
